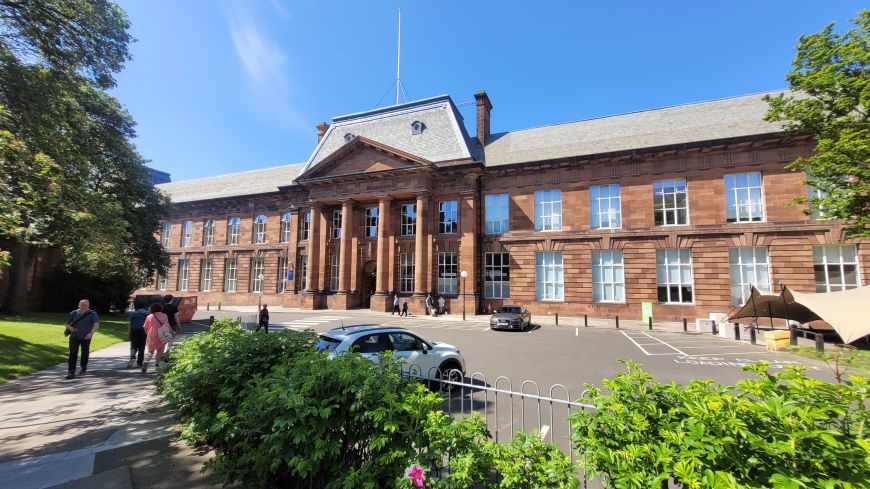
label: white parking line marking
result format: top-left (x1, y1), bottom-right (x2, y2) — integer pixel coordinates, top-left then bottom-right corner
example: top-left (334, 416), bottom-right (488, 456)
top-left (620, 331), bottom-right (655, 356)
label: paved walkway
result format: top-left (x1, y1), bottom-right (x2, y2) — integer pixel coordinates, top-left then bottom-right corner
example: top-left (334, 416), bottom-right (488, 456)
top-left (0, 326), bottom-right (218, 489)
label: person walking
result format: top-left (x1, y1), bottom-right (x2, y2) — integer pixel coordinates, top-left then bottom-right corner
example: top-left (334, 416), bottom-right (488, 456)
top-left (255, 304), bottom-right (270, 333)
top-left (392, 294), bottom-right (400, 315)
top-left (65, 299), bottom-right (100, 380)
top-left (162, 295), bottom-right (180, 353)
top-left (425, 293), bottom-right (434, 316)
top-left (401, 299), bottom-right (409, 317)
top-left (437, 296), bottom-right (446, 315)
top-left (142, 303), bottom-right (170, 373)
top-left (127, 300), bottom-right (148, 369)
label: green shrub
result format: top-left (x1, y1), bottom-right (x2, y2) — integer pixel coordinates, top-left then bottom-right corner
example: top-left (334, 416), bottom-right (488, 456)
top-left (398, 411), bottom-right (578, 488)
top-left (156, 319), bottom-right (317, 448)
top-left (571, 361), bottom-right (870, 489)
top-left (205, 352), bottom-right (441, 488)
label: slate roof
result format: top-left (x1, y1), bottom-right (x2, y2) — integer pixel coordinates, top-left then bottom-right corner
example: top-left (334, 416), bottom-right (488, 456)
top-left (156, 163), bottom-right (305, 203)
top-left (483, 91), bottom-right (788, 167)
top-left (301, 95), bottom-right (474, 174)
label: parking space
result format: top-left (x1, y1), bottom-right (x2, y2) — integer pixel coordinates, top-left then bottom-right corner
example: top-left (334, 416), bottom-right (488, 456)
top-left (620, 330), bottom-right (820, 372)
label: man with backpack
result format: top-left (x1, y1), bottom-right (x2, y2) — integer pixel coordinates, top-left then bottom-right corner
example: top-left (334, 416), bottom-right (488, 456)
top-left (65, 299), bottom-right (100, 380)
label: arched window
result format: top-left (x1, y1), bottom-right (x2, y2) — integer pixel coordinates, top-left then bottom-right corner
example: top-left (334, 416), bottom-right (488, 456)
top-left (253, 215), bottom-right (267, 243)
top-left (411, 121), bottom-right (425, 135)
top-left (280, 212), bottom-right (292, 243)
top-left (227, 217), bottom-right (241, 245)
top-left (203, 219), bottom-right (216, 246)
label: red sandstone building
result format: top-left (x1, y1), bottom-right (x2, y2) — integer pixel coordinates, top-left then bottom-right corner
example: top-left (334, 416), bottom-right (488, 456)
top-left (141, 91), bottom-right (868, 320)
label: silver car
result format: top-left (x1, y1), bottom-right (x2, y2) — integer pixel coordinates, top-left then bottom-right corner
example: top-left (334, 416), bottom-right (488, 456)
top-left (315, 325), bottom-right (466, 383)
top-left (490, 305), bottom-right (532, 331)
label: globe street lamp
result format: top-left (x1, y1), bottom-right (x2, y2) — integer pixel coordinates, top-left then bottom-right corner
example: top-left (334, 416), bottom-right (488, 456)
top-left (460, 270), bottom-right (468, 321)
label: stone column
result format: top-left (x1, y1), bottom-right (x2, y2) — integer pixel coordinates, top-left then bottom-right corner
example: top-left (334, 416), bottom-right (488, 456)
top-left (338, 200), bottom-right (353, 293)
top-left (305, 205), bottom-right (320, 293)
top-left (375, 197), bottom-right (390, 294)
top-left (287, 208), bottom-right (300, 296)
top-left (413, 194), bottom-right (428, 295)
top-left (316, 206), bottom-right (329, 292)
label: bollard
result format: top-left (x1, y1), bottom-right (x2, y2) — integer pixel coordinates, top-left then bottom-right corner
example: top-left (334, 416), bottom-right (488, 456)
top-left (790, 326), bottom-right (798, 347)
top-left (682, 318), bottom-right (688, 333)
top-left (218, 301), bottom-right (222, 311)
top-left (749, 323), bottom-right (757, 345)
top-left (555, 313), bottom-right (559, 326)
top-left (584, 314), bottom-right (588, 327)
top-left (815, 333), bottom-right (825, 353)
top-left (733, 323), bottom-right (740, 341)
top-left (615, 316), bottom-right (619, 329)
top-left (648, 317), bottom-right (653, 330)
top-left (206, 303), bottom-right (210, 311)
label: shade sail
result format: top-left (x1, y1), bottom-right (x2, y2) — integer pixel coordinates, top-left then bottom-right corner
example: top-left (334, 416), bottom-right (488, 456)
top-left (784, 286), bottom-right (870, 344)
top-left (727, 287), bottom-right (821, 324)
top-left (727, 286), bottom-right (870, 344)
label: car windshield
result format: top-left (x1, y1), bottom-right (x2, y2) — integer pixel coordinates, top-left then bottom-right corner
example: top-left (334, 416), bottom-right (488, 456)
top-left (315, 336), bottom-right (342, 351)
top-left (497, 307), bottom-right (521, 314)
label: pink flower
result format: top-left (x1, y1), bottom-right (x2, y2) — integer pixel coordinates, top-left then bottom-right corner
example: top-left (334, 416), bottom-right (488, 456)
top-left (407, 465), bottom-right (424, 487)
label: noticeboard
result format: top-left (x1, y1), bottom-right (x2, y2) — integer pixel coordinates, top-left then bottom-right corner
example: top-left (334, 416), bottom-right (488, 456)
top-left (641, 302), bottom-right (653, 322)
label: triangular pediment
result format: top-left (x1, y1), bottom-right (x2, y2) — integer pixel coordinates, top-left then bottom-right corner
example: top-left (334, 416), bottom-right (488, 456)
top-left (296, 137), bottom-right (432, 182)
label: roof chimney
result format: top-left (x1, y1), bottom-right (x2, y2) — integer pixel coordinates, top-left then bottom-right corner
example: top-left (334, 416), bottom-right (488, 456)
top-left (316, 122), bottom-right (329, 143)
top-left (474, 91), bottom-right (492, 146)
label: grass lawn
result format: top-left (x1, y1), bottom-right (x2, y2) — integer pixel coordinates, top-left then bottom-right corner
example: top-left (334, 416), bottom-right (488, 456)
top-left (0, 313), bottom-right (130, 383)
top-left (788, 345), bottom-right (870, 381)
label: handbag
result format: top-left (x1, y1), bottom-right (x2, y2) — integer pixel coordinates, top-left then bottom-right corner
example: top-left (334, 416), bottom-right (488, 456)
top-left (155, 316), bottom-right (174, 344)
top-left (65, 310), bottom-right (93, 337)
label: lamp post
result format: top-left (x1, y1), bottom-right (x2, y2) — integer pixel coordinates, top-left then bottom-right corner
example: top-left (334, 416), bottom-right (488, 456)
top-left (460, 270), bottom-right (468, 321)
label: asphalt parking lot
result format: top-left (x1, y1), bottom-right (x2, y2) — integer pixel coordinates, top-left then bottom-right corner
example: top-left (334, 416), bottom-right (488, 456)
top-left (194, 309), bottom-right (832, 394)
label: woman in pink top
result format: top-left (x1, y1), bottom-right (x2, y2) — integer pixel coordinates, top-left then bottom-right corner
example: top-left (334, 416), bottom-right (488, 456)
top-left (142, 302), bottom-right (170, 373)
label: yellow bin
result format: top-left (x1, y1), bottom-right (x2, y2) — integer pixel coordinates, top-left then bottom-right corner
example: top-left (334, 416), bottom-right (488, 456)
top-left (763, 331), bottom-right (791, 351)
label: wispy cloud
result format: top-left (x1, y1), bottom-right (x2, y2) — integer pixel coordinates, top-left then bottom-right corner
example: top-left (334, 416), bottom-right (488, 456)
top-left (269, 0), bottom-right (292, 20)
top-left (222, 3), bottom-right (307, 134)
top-left (228, 15), bottom-right (288, 88)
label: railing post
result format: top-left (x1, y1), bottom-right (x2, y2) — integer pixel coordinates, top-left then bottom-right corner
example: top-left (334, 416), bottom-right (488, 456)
top-left (815, 333), bottom-right (825, 353)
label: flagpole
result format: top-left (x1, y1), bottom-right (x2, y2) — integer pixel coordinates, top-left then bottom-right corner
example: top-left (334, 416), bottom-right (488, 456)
top-left (396, 8), bottom-right (401, 105)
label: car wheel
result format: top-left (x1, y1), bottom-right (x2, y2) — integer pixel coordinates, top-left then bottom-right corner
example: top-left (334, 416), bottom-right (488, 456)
top-left (438, 361), bottom-right (463, 393)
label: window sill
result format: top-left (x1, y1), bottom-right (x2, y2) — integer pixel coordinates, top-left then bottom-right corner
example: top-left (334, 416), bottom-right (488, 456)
top-left (535, 299), bottom-right (564, 302)
top-left (593, 300), bottom-right (626, 304)
top-left (658, 302), bottom-right (695, 306)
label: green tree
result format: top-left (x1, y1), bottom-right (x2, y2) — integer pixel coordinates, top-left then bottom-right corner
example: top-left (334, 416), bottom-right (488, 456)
top-left (0, 0), bottom-right (168, 311)
top-left (765, 10), bottom-right (870, 239)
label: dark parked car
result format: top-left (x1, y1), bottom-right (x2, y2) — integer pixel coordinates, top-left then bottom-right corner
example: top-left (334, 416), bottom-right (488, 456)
top-left (490, 306), bottom-right (532, 331)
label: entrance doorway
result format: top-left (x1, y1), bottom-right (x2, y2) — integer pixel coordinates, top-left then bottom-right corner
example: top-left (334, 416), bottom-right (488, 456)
top-left (362, 261), bottom-right (376, 308)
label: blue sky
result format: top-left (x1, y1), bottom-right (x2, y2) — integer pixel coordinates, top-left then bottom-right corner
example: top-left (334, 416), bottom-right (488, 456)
top-left (111, 1), bottom-right (862, 182)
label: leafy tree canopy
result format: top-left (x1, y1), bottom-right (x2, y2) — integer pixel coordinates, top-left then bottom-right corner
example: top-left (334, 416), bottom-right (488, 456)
top-left (0, 0), bottom-right (168, 310)
top-left (765, 10), bottom-right (870, 239)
